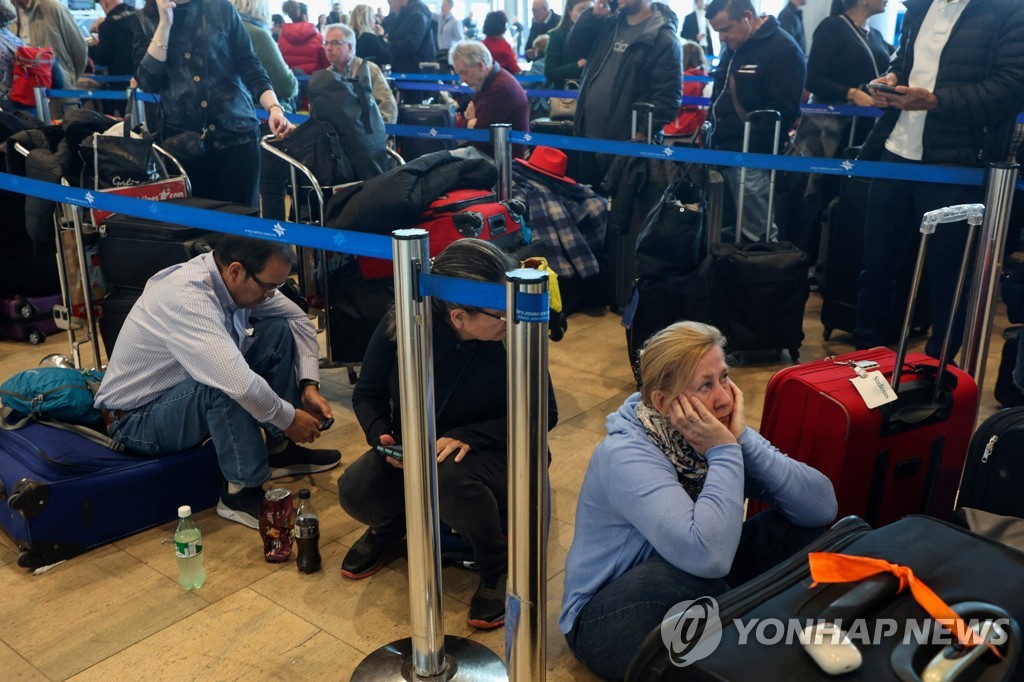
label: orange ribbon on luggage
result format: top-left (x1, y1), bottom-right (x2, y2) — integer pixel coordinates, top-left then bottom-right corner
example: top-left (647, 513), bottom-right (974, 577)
top-left (808, 552), bottom-right (1002, 658)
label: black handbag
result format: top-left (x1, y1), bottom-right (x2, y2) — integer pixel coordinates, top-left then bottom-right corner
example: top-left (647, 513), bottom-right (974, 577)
top-left (79, 121), bottom-right (164, 190)
top-left (634, 163), bottom-right (706, 280)
top-left (160, 130), bottom-right (206, 165)
top-left (268, 117), bottom-right (350, 187)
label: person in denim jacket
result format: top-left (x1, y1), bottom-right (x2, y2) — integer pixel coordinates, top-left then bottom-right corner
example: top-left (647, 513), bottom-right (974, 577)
top-left (133, 0), bottom-right (292, 206)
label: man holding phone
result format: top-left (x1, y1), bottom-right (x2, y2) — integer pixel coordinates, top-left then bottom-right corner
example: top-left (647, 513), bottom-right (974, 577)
top-left (852, 0), bottom-right (1024, 357)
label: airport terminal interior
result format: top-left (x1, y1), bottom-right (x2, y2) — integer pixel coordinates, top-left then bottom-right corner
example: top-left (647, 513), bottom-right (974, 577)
top-left (0, 290), bottom-right (1011, 680)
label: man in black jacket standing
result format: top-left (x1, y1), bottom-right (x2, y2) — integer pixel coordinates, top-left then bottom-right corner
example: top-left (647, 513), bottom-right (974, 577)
top-left (568, 0), bottom-right (681, 185)
top-left (707, 0), bottom-right (805, 241)
top-left (853, 0), bottom-right (1024, 358)
top-left (525, 0), bottom-right (559, 59)
top-left (386, 0), bottom-right (436, 101)
top-left (90, 0), bottom-right (136, 76)
top-left (776, 0), bottom-right (805, 54)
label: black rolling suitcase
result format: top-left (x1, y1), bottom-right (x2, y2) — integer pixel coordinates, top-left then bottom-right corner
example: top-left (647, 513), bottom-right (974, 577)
top-left (397, 103), bottom-right (457, 161)
top-left (97, 289), bottom-right (139, 359)
top-left (98, 198), bottom-right (257, 291)
top-left (529, 117), bottom-right (583, 181)
top-left (627, 515), bottom-right (1024, 681)
top-left (327, 260), bottom-right (394, 373)
top-left (957, 407), bottom-right (1024, 518)
top-left (819, 149), bottom-right (931, 342)
top-left (0, 420), bottom-right (221, 570)
top-left (708, 110), bottom-right (810, 361)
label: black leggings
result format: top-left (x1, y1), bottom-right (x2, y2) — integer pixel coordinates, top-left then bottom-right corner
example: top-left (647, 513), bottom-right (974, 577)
top-left (181, 138), bottom-right (261, 208)
top-left (337, 445), bottom-right (508, 580)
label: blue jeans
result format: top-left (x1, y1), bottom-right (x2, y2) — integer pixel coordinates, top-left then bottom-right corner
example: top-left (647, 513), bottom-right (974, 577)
top-left (564, 510), bottom-right (826, 681)
top-left (853, 150), bottom-right (981, 357)
top-left (720, 166), bottom-right (779, 243)
top-left (108, 318), bottom-right (300, 488)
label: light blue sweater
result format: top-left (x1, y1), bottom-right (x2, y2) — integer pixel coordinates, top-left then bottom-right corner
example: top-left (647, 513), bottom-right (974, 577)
top-left (559, 392), bottom-right (838, 634)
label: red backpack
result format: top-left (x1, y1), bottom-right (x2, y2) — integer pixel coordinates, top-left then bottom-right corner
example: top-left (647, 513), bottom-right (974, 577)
top-left (10, 46), bottom-right (54, 106)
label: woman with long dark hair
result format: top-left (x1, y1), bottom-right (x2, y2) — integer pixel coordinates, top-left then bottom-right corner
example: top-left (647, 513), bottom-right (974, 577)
top-left (133, 0), bottom-right (292, 206)
top-left (544, 0), bottom-right (592, 88)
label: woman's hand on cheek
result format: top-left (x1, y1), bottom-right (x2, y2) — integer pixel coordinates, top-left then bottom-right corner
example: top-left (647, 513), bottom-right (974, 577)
top-left (727, 379), bottom-right (746, 439)
top-left (670, 395), bottom-right (736, 455)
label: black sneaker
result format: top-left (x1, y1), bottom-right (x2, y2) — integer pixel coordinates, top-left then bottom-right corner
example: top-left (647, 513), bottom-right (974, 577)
top-left (268, 441), bottom-right (341, 479)
top-left (340, 520), bottom-right (405, 580)
top-left (467, 573), bottom-right (507, 629)
top-left (216, 486), bottom-right (264, 529)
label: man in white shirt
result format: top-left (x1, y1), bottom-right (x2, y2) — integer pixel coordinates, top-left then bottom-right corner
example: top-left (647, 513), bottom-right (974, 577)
top-left (95, 236), bottom-right (340, 529)
top-left (853, 0), bottom-right (1024, 357)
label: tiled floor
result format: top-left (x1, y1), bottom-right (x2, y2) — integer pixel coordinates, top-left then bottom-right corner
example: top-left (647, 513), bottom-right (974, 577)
top-left (0, 291), bottom-right (1009, 680)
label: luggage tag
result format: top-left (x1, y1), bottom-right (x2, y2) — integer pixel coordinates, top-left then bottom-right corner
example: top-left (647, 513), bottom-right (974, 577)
top-left (846, 361), bottom-right (897, 410)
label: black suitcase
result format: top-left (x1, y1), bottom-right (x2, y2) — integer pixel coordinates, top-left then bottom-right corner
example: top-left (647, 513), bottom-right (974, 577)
top-left (98, 289), bottom-right (140, 359)
top-left (708, 111), bottom-right (809, 361)
top-left (627, 515), bottom-right (1024, 681)
top-left (98, 198), bottom-right (257, 291)
top-left (529, 117), bottom-right (582, 181)
top-left (958, 406), bottom-right (1024, 518)
top-left (327, 260), bottom-right (394, 370)
top-left (819, 152), bottom-right (931, 342)
top-left (0, 420), bottom-right (221, 570)
top-left (397, 103), bottom-right (457, 161)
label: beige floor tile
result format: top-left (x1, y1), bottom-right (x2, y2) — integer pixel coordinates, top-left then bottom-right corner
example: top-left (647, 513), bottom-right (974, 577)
top-left (0, 544), bottom-right (207, 680)
top-left (548, 425), bottom-right (605, 524)
top-left (114, 490), bottom-right (363, 604)
top-left (560, 392), bottom-right (632, 436)
top-left (0, 641), bottom-right (47, 682)
top-left (69, 588), bottom-right (364, 681)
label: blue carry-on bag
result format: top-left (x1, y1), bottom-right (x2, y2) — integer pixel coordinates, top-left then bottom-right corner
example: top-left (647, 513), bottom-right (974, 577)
top-left (0, 421), bottom-right (221, 569)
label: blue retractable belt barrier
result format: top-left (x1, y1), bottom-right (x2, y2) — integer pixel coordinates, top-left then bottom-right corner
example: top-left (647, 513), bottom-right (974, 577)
top-left (419, 273), bottom-right (548, 318)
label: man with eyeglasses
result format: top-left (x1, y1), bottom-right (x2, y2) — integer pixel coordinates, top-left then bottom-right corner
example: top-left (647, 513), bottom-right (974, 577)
top-left (322, 23), bottom-right (397, 124)
top-left (95, 236), bottom-right (340, 529)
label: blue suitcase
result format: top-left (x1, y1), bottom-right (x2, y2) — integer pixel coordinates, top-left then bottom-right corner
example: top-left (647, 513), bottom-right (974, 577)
top-left (0, 421), bottom-right (221, 569)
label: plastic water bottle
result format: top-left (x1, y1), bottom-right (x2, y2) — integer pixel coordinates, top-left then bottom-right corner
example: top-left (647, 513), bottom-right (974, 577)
top-left (294, 489), bottom-right (321, 574)
top-left (174, 505), bottom-right (206, 590)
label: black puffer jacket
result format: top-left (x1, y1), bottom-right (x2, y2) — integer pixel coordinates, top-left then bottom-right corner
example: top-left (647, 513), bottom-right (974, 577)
top-left (387, 0), bottom-right (436, 74)
top-left (860, 0), bottom-right (1024, 166)
top-left (567, 3), bottom-right (682, 140)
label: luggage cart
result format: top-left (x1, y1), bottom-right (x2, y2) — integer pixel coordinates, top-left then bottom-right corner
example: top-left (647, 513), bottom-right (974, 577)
top-left (12, 139), bottom-right (190, 370)
top-left (259, 133), bottom-right (403, 382)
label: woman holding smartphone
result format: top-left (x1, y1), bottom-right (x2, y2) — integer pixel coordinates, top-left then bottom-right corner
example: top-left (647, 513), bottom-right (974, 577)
top-left (337, 239), bottom-right (559, 631)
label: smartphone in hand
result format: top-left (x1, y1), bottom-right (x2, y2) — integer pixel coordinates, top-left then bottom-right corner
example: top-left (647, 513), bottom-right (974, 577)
top-left (318, 417), bottom-right (335, 431)
top-left (866, 82), bottom-right (901, 95)
top-left (376, 444), bottom-right (404, 461)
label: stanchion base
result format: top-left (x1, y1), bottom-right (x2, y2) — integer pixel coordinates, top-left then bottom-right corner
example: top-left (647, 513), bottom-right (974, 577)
top-left (351, 635), bottom-right (507, 682)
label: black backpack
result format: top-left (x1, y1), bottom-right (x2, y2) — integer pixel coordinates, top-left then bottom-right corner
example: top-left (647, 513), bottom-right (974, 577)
top-left (267, 117), bottom-right (349, 187)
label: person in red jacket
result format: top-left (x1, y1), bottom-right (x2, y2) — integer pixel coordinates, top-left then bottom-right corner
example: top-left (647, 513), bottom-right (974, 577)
top-left (278, 0), bottom-right (329, 74)
top-left (664, 40), bottom-right (708, 139)
top-left (481, 11), bottom-right (520, 75)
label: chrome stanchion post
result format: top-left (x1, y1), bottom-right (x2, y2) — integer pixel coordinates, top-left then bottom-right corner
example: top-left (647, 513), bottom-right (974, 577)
top-left (352, 229), bottom-right (507, 682)
top-left (506, 268), bottom-right (550, 682)
top-left (34, 86), bottom-right (49, 124)
top-left (491, 123), bottom-right (512, 201)
top-left (961, 163), bottom-right (1019, 390)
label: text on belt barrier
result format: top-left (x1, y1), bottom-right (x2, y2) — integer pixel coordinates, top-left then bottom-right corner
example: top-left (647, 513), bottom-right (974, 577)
top-left (0, 171), bottom-right (549, 316)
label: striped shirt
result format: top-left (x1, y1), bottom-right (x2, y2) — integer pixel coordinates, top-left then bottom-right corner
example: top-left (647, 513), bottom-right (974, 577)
top-left (94, 253), bottom-right (319, 431)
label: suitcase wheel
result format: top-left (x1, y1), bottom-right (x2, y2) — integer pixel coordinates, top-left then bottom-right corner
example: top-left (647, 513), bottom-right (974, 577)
top-left (823, 327), bottom-right (833, 341)
top-left (27, 330), bottom-right (45, 345)
top-left (17, 300), bottom-right (35, 319)
top-left (9, 478), bottom-right (49, 519)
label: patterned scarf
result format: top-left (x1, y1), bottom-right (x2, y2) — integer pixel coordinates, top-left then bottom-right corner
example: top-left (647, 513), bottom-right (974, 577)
top-left (637, 400), bottom-right (708, 500)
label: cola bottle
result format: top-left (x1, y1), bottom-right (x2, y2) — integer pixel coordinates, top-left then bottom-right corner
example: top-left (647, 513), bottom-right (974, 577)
top-left (294, 488), bottom-right (322, 574)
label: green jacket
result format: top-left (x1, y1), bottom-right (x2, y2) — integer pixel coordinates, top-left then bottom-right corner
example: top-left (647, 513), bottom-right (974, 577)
top-left (544, 26), bottom-right (582, 88)
top-left (15, 0), bottom-right (87, 85)
top-left (241, 14), bottom-right (298, 111)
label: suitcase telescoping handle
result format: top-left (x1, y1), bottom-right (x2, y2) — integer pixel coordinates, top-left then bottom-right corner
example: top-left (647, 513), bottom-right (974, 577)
top-left (631, 101), bottom-right (656, 145)
top-left (891, 204), bottom-right (986, 395)
top-left (736, 109), bottom-right (782, 244)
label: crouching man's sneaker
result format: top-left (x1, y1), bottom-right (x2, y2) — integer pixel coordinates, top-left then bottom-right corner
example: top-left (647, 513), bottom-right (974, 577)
top-left (467, 573), bottom-right (507, 629)
top-left (268, 441), bottom-right (341, 479)
top-left (340, 520), bottom-right (406, 580)
top-left (217, 486), bottom-right (264, 529)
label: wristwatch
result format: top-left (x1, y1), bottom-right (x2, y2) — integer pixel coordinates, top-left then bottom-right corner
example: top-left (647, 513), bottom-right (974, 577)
top-left (299, 379), bottom-right (320, 391)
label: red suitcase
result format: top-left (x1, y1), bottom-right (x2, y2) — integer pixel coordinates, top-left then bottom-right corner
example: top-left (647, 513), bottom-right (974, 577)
top-left (754, 203), bottom-right (986, 527)
top-left (357, 189), bottom-right (526, 279)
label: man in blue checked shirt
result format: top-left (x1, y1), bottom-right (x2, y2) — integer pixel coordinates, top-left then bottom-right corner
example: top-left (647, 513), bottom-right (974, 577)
top-left (94, 236), bottom-right (340, 529)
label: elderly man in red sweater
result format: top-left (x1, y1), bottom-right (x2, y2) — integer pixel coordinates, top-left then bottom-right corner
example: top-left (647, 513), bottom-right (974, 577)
top-left (451, 40), bottom-right (529, 158)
